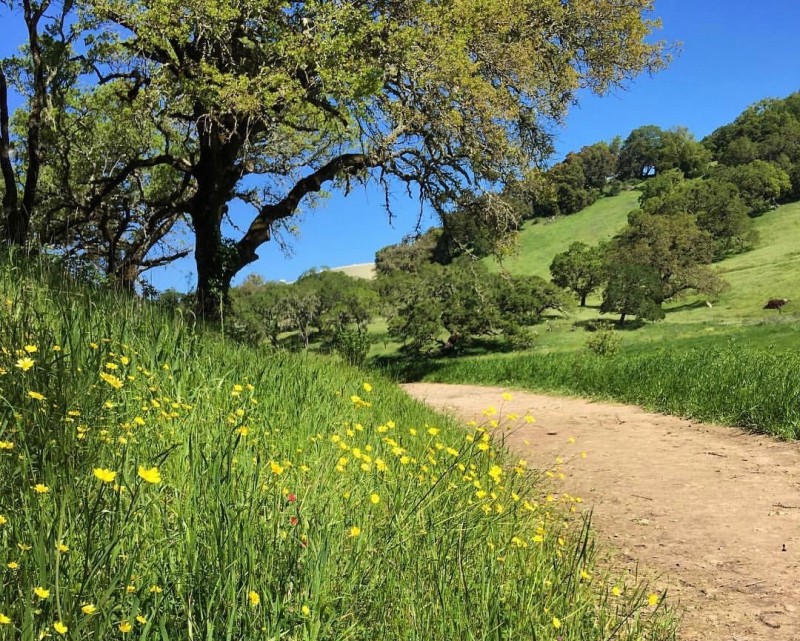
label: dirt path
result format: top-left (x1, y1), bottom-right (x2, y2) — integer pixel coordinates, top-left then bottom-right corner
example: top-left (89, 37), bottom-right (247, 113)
top-left (403, 383), bottom-right (800, 641)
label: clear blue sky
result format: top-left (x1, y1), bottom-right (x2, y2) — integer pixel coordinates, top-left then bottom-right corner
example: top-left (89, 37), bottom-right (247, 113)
top-left (3, 0), bottom-right (799, 290)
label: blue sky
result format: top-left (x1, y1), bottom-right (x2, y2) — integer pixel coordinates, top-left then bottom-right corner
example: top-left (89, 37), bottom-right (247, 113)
top-left (3, 0), bottom-right (800, 290)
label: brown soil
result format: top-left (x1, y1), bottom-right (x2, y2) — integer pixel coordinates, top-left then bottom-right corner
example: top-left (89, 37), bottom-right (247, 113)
top-left (402, 383), bottom-right (800, 641)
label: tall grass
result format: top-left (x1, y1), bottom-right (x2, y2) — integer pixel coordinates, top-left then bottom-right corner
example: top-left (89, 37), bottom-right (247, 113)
top-left (0, 254), bottom-right (676, 640)
top-left (422, 344), bottom-right (800, 439)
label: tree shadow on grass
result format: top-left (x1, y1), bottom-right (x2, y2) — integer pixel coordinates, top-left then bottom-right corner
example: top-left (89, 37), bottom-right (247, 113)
top-left (372, 353), bottom-right (446, 382)
top-left (371, 336), bottom-right (521, 382)
top-left (572, 317), bottom-right (647, 331)
top-left (665, 300), bottom-right (709, 313)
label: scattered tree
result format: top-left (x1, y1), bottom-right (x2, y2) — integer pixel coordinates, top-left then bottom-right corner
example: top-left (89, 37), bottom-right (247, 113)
top-left (550, 242), bottom-right (606, 306)
top-left (600, 261), bottom-right (665, 325)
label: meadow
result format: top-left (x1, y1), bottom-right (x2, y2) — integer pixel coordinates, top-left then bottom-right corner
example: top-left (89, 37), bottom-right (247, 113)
top-left (387, 196), bottom-right (800, 439)
top-left (0, 255), bottom-right (677, 640)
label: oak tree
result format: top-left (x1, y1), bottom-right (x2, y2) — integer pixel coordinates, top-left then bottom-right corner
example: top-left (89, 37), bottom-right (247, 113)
top-left (83, 0), bottom-right (666, 318)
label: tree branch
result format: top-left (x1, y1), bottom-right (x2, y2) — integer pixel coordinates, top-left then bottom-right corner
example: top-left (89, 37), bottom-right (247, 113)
top-left (232, 152), bottom-right (378, 272)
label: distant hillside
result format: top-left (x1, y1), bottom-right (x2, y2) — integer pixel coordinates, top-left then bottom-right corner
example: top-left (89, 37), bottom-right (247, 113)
top-left (329, 262), bottom-right (376, 279)
top-left (486, 190), bottom-right (640, 278)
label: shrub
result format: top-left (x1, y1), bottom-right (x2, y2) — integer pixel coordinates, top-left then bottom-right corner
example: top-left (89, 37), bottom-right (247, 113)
top-left (585, 324), bottom-right (623, 356)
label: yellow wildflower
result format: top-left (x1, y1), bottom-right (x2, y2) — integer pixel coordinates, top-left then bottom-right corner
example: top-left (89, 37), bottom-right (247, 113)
top-left (0, 515), bottom-right (6, 525)
top-left (6, 562), bottom-right (18, 570)
top-left (27, 390), bottom-right (45, 401)
top-left (369, 493), bottom-right (380, 505)
top-left (93, 468), bottom-right (117, 483)
top-left (34, 586), bottom-right (50, 599)
top-left (0, 441), bottom-right (13, 450)
top-left (99, 372), bottom-right (123, 389)
top-left (611, 586), bottom-right (622, 597)
top-left (56, 542), bottom-right (69, 553)
top-left (33, 483), bottom-right (49, 494)
top-left (137, 466), bottom-right (161, 484)
top-left (119, 621), bottom-right (132, 633)
top-left (362, 382), bottom-right (372, 392)
top-left (301, 605), bottom-right (311, 617)
top-left (348, 526), bottom-right (361, 538)
top-left (149, 585), bottom-right (163, 594)
top-left (487, 465), bottom-right (503, 483)
top-left (135, 615), bottom-right (147, 624)
top-left (248, 590), bottom-right (260, 607)
top-left (81, 603), bottom-right (97, 615)
top-left (270, 461), bottom-right (284, 475)
top-left (648, 593), bottom-right (659, 606)
top-left (53, 621), bottom-right (68, 635)
top-left (552, 616), bottom-right (561, 629)
top-left (24, 345), bottom-right (38, 353)
top-left (0, 613), bottom-right (11, 625)
top-left (15, 357), bottom-right (34, 371)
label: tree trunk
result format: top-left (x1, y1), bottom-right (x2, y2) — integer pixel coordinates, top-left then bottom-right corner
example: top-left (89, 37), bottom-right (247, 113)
top-left (618, 313), bottom-right (626, 325)
top-left (580, 292), bottom-right (587, 307)
top-left (0, 65), bottom-right (19, 242)
top-left (189, 120), bottom-right (246, 320)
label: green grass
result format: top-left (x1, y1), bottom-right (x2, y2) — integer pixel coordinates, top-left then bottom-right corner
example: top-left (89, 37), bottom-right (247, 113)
top-left (486, 190), bottom-right (640, 278)
top-left (0, 253), bottom-right (676, 640)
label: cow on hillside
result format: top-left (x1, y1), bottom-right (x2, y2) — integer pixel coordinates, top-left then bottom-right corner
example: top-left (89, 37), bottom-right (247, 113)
top-left (763, 298), bottom-right (790, 313)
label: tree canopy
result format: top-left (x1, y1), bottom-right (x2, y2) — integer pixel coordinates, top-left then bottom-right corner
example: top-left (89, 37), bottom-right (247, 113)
top-left (1, 0), bottom-right (665, 317)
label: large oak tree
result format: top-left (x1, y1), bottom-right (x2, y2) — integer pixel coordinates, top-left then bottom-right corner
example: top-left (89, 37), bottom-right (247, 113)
top-left (82, 0), bottom-right (666, 317)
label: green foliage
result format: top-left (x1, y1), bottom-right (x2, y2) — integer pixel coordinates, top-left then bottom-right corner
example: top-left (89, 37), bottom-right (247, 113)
top-left (380, 261), bottom-right (564, 355)
top-left (611, 211), bottom-right (723, 302)
top-left (637, 171), bottom-right (757, 257)
top-left (585, 324), bottom-right (623, 357)
top-left (375, 230), bottom-right (443, 276)
top-left (617, 126), bottom-right (710, 180)
top-left (713, 160), bottom-right (792, 214)
top-left (600, 261), bottom-right (666, 324)
top-left (436, 194), bottom-right (522, 262)
top-left (705, 93), bottom-right (800, 164)
top-left (228, 270), bottom-right (377, 351)
top-left (74, 0), bottom-right (666, 314)
top-left (550, 242), bottom-right (606, 306)
top-left (325, 325), bottom-right (371, 366)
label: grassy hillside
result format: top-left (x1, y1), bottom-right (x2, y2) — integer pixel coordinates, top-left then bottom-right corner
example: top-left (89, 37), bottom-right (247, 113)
top-left (0, 255), bottom-right (675, 640)
top-left (486, 190), bottom-right (641, 278)
top-left (490, 196), bottom-right (800, 351)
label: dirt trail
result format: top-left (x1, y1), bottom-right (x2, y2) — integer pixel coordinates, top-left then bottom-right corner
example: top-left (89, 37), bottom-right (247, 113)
top-left (403, 383), bottom-right (800, 641)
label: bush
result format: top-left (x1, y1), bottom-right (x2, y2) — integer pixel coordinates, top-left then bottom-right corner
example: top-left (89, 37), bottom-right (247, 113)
top-left (330, 325), bottom-right (371, 366)
top-left (585, 324), bottom-right (622, 356)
